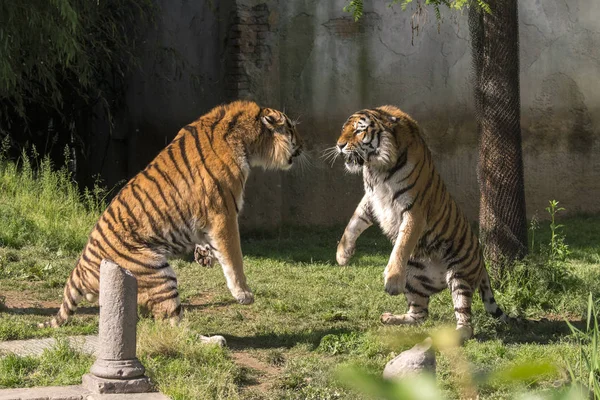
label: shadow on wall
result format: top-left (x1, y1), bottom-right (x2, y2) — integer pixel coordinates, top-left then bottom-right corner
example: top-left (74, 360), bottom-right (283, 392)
top-left (91, 0), bottom-right (237, 190)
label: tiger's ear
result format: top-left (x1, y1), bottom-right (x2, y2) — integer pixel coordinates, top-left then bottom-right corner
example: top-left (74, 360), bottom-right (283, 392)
top-left (261, 108), bottom-right (285, 130)
top-left (387, 116), bottom-right (398, 123)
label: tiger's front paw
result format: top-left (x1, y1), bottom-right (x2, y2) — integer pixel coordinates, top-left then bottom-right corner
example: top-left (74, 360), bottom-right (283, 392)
top-left (232, 289), bottom-right (254, 305)
top-left (384, 272), bottom-right (405, 296)
top-left (336, 240), bottom-right (355, 266)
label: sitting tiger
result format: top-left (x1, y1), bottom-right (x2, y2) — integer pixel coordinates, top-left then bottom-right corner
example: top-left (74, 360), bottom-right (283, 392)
top-left (335, 105), bottom-right (509, 341)
top-left (41, 100), bottom-right (303, 328)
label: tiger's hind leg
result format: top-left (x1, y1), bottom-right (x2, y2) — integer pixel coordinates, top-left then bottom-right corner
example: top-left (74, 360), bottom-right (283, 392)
top-left (381, 291), bottom-right (430, 325)
top-left (143, 263), bottom-right (183, 327)
top-left (39, 263), bottom-right (99, 328)
top-left (448, 273), bottom-right (475, 343)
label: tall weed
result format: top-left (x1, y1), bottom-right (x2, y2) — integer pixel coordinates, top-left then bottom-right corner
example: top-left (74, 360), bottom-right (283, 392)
top-left (546, 200), bottom-right (571, 262)
top-left (0, 142), bottom-right (105, 252)
top-left (566, 294), bottom-right (600, 399)
top-left (493, 200), bottom-right (581, 316)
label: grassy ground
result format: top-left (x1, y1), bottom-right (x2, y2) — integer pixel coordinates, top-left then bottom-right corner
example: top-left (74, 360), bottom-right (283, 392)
top-left (1, 156), bottom-right (600, 399)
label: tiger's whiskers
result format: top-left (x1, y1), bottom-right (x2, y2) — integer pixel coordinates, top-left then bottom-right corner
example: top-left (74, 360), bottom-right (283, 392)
top-left (321, 146), bottom-right (340, 168)
top-left (294, 151), bottom-right (313, 176)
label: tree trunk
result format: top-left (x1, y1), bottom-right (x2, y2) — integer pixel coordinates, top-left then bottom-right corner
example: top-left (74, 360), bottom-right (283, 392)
top-left (469, 0), bottom-right (528, 273)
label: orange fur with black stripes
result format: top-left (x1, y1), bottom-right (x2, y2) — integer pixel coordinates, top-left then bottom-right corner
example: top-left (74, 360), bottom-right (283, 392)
top-left (41, 100), bottom-right (303, 328)
top-left (334, 105), bottom-right (509, 341)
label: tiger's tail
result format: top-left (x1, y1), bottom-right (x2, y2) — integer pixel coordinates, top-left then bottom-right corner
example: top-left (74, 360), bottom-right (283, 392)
top-left (38, 257), bottom-right (98, 328)
top-left (478, 268), bottom-right (511, 323)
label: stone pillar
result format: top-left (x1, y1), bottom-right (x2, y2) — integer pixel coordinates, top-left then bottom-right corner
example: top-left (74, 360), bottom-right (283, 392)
top-left (82, 260), bottom-right (153, 394)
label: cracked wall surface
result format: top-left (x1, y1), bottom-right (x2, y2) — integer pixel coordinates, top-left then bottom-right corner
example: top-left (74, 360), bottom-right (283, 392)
top-left (233, 0), bottom-right (600, 228)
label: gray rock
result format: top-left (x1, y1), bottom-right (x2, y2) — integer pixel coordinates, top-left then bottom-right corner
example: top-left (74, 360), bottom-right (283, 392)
top-left (383, 337), bottom-right (436, 380)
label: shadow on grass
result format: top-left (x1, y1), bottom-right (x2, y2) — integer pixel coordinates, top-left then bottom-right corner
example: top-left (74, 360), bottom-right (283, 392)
top-left (238, 213), bottom-right (600, 265)
top-left (241, 225), bottom-right (392, 264)
top-left (478, 318), bottom-right (586, 345)
top-left (1, 306), bottom-right (99, 316)
top-left (183, 299), bottom-right (238, 311)
top-left (222, 327), bottom-right (354, 351)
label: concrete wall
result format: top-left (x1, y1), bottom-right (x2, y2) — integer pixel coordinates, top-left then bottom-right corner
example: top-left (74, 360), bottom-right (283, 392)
top-left (519, 0), bottom-right (600, 220)
top-left (115, 0), bottom-right (600, 229)
top-left (235, 0), bottom-right (600, 228)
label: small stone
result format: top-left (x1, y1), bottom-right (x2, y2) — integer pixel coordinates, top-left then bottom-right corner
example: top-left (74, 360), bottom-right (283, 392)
top-left (383, 337), bottom-right (436, 380)
top-left (199, 335), bottom-right (227, 347)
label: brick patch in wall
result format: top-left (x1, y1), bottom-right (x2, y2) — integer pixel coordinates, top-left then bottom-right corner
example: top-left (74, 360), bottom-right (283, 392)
top-left (225, 3), bottom-right (273, 98)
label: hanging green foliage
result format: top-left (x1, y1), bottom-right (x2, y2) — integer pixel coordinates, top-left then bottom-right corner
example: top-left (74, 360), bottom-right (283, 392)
top-left (344, 0), bottom-right (491, 21)
top-left (0, 0), bottom-right (155, 135)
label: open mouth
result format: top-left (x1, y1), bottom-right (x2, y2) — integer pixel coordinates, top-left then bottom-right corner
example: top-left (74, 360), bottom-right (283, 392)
top-left (289, 149), bottom-right (301, 164)
top-left (344, 152), bottom-right (365, 167)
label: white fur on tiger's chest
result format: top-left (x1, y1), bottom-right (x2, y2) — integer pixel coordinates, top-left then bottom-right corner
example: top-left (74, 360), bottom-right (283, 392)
top-left (364, 166), bottom-right (417, 240)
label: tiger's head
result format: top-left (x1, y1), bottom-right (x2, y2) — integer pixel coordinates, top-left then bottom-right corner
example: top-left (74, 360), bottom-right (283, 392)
top-left (253, 107), bottom-right (303, 171)
top-left (336, 107), bottom-right (404, 173)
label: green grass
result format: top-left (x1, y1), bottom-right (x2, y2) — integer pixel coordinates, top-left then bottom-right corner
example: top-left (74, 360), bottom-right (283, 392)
top-left (137, 320), bottom-right (244, 399)
top-left (2, 156), bottom-right (600, 399)
top-left (0, 339), bottom-right (94, 387)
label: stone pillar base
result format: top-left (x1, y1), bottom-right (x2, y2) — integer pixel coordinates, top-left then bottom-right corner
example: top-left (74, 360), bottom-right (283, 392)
top-left (82, 373), bottom-right (154, 394)
top-left (89, 358), bottom-right (146, 379)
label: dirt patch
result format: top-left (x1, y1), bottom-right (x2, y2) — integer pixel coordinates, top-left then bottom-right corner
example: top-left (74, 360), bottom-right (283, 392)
top-left (0, 289), bottom-right (60, 310)
top-left (182, 292), bottom-right (216, 306)
top-left (0, 288), bottom-right (236, 317)
top-left (232, 350), bottom-right (281, 394)
top-left (0, 289), bottom-right (100, 316)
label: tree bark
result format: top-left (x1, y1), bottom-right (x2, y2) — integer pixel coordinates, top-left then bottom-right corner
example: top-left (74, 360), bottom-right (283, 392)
top-left (469, 0), bottom-right (528, 273)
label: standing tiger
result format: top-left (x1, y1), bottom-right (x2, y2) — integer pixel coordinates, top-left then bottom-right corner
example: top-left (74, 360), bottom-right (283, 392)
top-left (41, 100), bottom-right (303, 328)
top-left (335, 105), bottom-right (509, 341)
